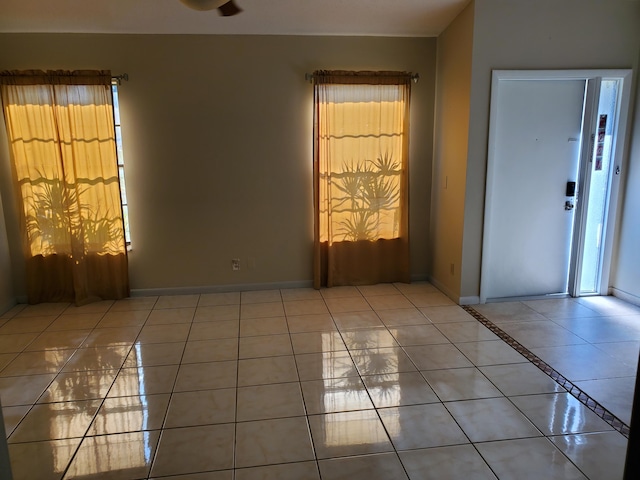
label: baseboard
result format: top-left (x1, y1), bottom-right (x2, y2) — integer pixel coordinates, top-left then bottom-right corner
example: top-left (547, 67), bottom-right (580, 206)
top-left (426, 276), bottom-right (459, 304)
top-left (610, 287), bottom-right (640, 307)
top-left (131, 280), bottom-right (314, 297)
top-left (459, 296), bottom-right (481, 305)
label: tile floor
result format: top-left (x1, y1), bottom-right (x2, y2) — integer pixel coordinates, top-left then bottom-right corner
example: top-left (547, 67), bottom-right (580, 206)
top-left (0, 283), bottom-right (637, 479)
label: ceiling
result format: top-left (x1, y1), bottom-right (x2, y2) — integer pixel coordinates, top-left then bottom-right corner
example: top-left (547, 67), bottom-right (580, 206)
top-left (0, 0), bottom-right (469, 37)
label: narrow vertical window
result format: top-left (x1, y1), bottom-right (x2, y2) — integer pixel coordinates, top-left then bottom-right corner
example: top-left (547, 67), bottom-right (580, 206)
top-left (111, 80), bottom-right (131, 246)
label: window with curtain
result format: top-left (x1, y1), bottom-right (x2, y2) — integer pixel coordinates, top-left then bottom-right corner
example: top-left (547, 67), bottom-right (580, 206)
top-left (312, 70), bottom-right (412, 288)
top-left (0, 70), bottom-right (129, 305)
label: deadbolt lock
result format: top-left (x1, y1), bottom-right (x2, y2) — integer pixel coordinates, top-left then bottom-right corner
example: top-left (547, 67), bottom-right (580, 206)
top-left (565, 201), bottom-right (574, 211)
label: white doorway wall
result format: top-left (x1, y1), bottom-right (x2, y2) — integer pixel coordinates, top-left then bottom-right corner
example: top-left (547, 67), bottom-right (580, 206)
top-left (481, 70), bottom-right (633, 303)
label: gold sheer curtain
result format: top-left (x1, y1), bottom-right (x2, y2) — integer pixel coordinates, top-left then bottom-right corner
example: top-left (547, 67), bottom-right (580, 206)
top-left (0, 70), bottom-right (129, 304)
top-left (313, 71), bottom-right (412, 288)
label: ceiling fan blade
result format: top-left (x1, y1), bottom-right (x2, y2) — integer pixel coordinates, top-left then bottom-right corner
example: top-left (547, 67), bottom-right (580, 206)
top-left (218, 1), bottom-right (242, 16)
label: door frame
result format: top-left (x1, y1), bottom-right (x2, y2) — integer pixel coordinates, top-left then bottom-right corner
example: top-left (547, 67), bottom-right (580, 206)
top-left (480, 69), bottom-right (633, 304)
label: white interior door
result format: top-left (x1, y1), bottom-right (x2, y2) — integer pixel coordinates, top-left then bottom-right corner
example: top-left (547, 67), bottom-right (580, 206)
top-left (481, 78), bottom-right (586, 301)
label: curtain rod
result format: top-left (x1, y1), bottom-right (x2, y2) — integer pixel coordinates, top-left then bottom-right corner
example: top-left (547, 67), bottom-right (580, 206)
top-left (305, 72), bottom-right (419, 84)
top-left (112, 73), bottom-right (129, 85)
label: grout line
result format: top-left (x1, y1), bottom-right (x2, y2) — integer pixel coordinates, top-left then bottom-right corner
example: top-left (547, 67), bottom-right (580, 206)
top-left (462, 305), bottom-right (631, 438)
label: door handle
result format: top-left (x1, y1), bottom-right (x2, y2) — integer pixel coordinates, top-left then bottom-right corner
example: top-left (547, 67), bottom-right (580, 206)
top-left (565, 201), bottom-right (574, 211)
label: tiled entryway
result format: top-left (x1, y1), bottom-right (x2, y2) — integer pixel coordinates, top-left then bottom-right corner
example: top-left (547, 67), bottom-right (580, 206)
top-left (0, 283), bottom-right (637, 479)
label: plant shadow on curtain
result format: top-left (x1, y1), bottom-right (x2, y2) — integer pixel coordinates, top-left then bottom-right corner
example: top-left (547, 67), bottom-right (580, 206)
top-left (313, 71), bottom-right (412, 288)
top-left (0, 70), bottom-right (129, 305)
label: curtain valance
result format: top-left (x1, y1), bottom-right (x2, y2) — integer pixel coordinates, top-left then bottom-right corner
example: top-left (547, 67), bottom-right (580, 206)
top-left (311, 70), bottom-right (415, 86)
top-left (0, 70), bottom-right (112, 86)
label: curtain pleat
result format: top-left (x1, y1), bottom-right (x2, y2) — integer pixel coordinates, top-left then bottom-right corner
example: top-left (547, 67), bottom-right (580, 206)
top-left (313, 71), bottom-right (412, 288)
top-left (1, 70), bottom-right (129, 305)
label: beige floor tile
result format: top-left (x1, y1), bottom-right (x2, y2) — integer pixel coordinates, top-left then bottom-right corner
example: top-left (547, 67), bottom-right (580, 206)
top-left (198, 291), bottom-right (240, 307)
top-left (64, 345), bottom-right (130, 373)
top-left (66, 431), bottom-right (161, 480)
top-left (183, 338), bottom-right (238, 363)
top-left (165, 389), bottom-right (236, 427)
top-left (0, 332), bottom-right (39, 353)
top-left (325, 297), bottom-right (372, 314)
top-left (235, 416), bottom-right (314, 468)
top-left (239, 316), bottom-right (288, 336)
top-left (151, 424), bottom-right (235, 477)
top-left (146, 307), bottom-right (196, 325)
top-left (237, 355), bottom-right (298, 386)
top-left (377, 308), bottom-right (430, 326)
top-left (479, 363), bottom-right (566, 396)
top-left (404, 344), bottom-right (473, 370)
top-left (500, 321), bottom-right (588, 349)
top-left (1, 405), bottom-right (30, 436)
top-left (15, 303), bottom-right (69, 317)
top-left (399, 445), bottom-right (497, 480)
top-left (319, 453), bottom-right (408, 480)
top-left (240, 303), bottom-right (285, 320)
top-left (295, 351), bottom-right (359, 381)
top-left (25, 330), bottom-right (92, 351)
top-left (362, 372), bottom-right (440, 407)
top-left (0, 349), bottom-right (74, 377)
top-left (46, 313), bottom-right (102, 331)
top-left (379, 403), bottom-right (468, 450)
top-left (406, 292), bottom-right (455, 307)
top-left (286, 314), bottom-right (337, 333)
top-left (241, 290), bottom-right (282, 304)
top-left (320, 286), bottom-right (362, 299)
top-left (0, 316), bottom-right (56, 334)
top-left (174, 360), bottom-right (237, 391)
top-left (237, 382), bottom-right (305, 421)
top-left (387, 324), bottom-right (450, 346)
top-left (89, 393), bottom-right (170, 435)
top-left (445, 397), bottom-right (542, 442)
top-left (393, 282), bottom-right (439, 295)
top-left (63, 300), bottom-right (114, 315)
top-left (301, 377), bottom-right (373, 414)
top-left (194, 304), bottom-right (240, 322)
top-left (239, 334), bottom-right (292, 358)
top-left (38, 369), bottom-right (118, 403)
top-left (574, 376), bottom-right (635, 424)
top-left (455, 340), bottom-right (526, 366)
top-left (523, 298), bottom-right (601, 319)
top-left (419, 306), bottom-right (477, 323)
top-left (123, 342), bottom-right (185, 368)
top-left (9, 399), bottom-right (101, 443)
top-left (332, 311), bottom-right (383, 330)
top-left (308, 410), bottom-right (393, 459)
top-left (109, 365), bottom-right (179, 397)
top-left (81, 327), bottom-right (141, 348)
top-left (366, 294), bottom-right (414, 311)
top-left (154, 294), bottom-right (200, 309)
top-left (550, 431), bottom-right (628, 480)
top-left (280, 288), bottom-right (323, 302)
top-left (435, 321), bottom-right (499, 343)
top-left (0, 373), bottom-right (56, 406)
top-left (284, 300), bottom-right (329, 316)
top-left (109, 296), bottom-right (158, 312)
top-left (137, 324), bottom-right (191, 344)
top-left (510, 392), bottom-right (613, 435)
top-left (0, 352), bottom-right (16, 371)
top-left (476, 437), bottom-right (587, 480)
top-left (8, 438), bottom-right (80, 480)
top-left (422, 367), bottom-right (503, 401)
top-left (472, 301), bottom-right (541, 322)
top-left (351, 347), bottom-right (417, 375)
top-left (357, 284), bottom-right (400, 296)
top-left (290, 331), bottom-right (347, 354)
top-left (150, 472), bottom-right (233, 480)
top-left (341, 328), bottom-right (398, 350)
top-left (188, 320), bottom-right (239, 341)
top-left (97, 310), bottom-right (151, 328)
top-left (0, 304), bottom-right (27, 319)
top-left (235, 461), bottom-right (319, 480)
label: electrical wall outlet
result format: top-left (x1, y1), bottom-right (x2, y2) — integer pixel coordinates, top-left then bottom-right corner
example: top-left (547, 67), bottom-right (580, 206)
top-left (232, 258), bottom-right (240, 271)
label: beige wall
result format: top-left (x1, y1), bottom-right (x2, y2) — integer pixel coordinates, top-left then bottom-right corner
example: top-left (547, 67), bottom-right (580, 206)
top-left (0, 34), bottom-right (436, 295)
top-left (0, 192), bottom-right (14, 314)
top-left (460, 0), bottom-right (640, 299)
top-left (429, 1), bottom-right (474, 299)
